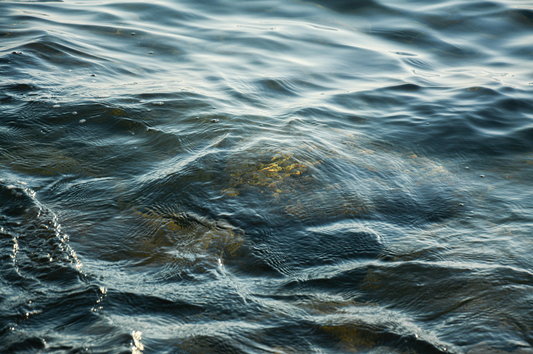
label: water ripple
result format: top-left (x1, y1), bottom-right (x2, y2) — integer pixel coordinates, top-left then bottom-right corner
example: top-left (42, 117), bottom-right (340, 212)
top-left (2, 0), bottom-right (533, 352)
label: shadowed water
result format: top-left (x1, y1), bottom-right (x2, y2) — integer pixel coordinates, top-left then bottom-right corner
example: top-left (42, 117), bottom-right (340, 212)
top-left (1, 0), bottom-right (533, 353)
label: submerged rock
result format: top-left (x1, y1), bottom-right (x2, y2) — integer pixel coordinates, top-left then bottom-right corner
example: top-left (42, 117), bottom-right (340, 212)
top-left (128, 206), bottom-right (245, 272)
top-left (219, 129), bottom-right (460, 227)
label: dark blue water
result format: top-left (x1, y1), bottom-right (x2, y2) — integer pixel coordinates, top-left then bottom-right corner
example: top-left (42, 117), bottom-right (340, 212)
top-left (1, 0), bottom-right (533, 353)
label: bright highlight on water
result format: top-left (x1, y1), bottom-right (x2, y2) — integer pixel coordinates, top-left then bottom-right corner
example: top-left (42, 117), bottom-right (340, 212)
top-left (1, 0), bottom-right (533, 353)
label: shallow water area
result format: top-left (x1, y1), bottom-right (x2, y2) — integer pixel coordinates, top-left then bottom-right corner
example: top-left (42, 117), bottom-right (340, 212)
top-left (1, 0), bottom-right (533, 353)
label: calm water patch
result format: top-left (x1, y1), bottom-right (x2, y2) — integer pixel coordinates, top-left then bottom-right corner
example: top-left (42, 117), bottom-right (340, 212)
top-left (1, 0), bottom-right (533, 353)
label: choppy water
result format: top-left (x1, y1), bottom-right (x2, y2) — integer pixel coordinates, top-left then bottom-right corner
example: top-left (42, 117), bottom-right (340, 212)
top-left (1, 0), bottom-right (533, 353)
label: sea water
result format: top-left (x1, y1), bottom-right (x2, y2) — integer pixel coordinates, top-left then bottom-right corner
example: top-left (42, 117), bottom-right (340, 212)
top-left (1, 0), bottom-right (533, 353)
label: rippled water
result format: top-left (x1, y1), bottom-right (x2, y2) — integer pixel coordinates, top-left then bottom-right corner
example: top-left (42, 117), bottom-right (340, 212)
top-left (1, 0), bottom-right (533, 353)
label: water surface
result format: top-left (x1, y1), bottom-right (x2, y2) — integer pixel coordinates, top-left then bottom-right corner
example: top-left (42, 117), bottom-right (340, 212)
top-left (1, 0), bottom-right (533, 353)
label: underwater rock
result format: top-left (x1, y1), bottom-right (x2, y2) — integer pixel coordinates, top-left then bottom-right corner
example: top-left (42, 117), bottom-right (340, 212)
top-left (128, 206), bottom-right (245, 272)
top-left (220, 131), bottom-right (460, 228)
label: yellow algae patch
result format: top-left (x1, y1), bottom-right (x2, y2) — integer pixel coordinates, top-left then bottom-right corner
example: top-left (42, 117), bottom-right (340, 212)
top-left (224, 151), bottom-right (314, 198)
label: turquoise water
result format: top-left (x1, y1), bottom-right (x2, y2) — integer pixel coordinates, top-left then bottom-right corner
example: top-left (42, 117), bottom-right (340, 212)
top-left (1, 0), bottom-right (533, 353)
